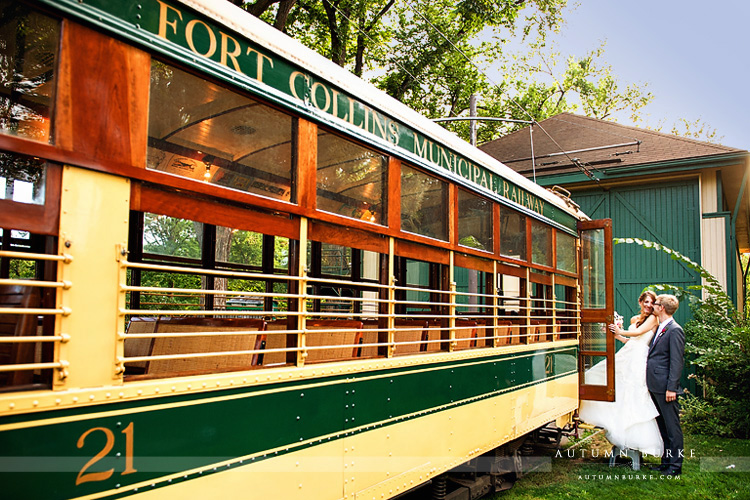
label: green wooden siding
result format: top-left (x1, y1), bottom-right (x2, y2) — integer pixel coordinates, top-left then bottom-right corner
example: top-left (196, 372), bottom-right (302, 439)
top-left (574, 180), bottom-right (701, 327)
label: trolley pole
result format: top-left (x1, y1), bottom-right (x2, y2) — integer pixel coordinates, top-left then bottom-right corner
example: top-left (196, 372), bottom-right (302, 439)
top-left (470, 93), bottom-right (477, 147)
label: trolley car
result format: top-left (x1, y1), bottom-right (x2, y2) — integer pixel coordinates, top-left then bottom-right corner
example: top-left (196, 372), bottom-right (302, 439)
top-left (0, 0), bottom-right (616, 498)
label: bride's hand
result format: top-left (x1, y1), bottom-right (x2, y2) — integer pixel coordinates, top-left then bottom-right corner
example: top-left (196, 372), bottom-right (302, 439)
top-left (608, 323), bottom-right (621, 335)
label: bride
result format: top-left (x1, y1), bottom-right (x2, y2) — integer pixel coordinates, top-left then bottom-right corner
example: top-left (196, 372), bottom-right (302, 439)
top-left (578, 291), bottom-right (664, 457)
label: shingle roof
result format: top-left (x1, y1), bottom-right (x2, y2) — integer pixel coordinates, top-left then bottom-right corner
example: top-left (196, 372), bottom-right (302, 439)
top-left (479, 112), bottom-right (744, 178)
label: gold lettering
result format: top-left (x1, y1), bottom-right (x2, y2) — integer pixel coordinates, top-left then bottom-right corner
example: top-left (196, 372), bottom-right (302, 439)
top-left (345, 101), bottom-right (369, 130)
top-left (246, 48), bottom-right (273, 82)
top-left (458, 158), bottom-right (469, 179)
top-left (185, 19), bottom-right (217, 57)
top-left (503, 181), bottom-right (510, 199)
top-left (76, 427), bottom-right (115, 485)
top-left (373, 111), bottom-right (388, 140)
top-left (360, 106), bottom-right (369, 131)
top-left (311, 82), bottom-right (331, 112)
top-left (331, 89), bottom-right (348, 121)
top-left (473, 165), bottom-right (481, 183)
top-left (348, 100), bottom-right (357, 126)
top-left (389, 122), bottom-right (400, 145)
top-left (289, 71), bottom-right (308, 101)
top-left (511, 187), bottom-right (518, 204)
top-left (157, 1), bottom-right (183, 40)
top-left (414, 134), bottom-right (429, 159)
top-left (220, 32), bottom-right (243, 72)
top-left (479, 170), bottom-right (489, 189)
top-left (539, 200), bottom-right (545, 214)
top-left (441, 147), bottom-right (454, 173)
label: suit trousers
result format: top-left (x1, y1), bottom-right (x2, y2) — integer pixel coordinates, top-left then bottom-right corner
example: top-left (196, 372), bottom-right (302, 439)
top-left (650, 391), bottom-right (683, 469)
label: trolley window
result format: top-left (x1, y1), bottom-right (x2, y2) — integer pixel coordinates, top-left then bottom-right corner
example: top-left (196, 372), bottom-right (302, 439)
top-left (142, 213), bottom-right (201, 263)
top-left (400, 164), bottom-right (448, 241)
top-left (530, 219), bottom-right (552, 267)
top-left (556, 231), bottom-right (577, 273)
top-left (457, 189), bottom-right (492, 252)
top-left (1, 152), bottom-right (46, 206)
top-left (147, 62), bottom-right (294, 201)
top-left (316, 130), bottom-right (386, 224)
top-left (0, 2), bottom-right (59, 143)
top-left (499, 205), bottom-right (525, 260)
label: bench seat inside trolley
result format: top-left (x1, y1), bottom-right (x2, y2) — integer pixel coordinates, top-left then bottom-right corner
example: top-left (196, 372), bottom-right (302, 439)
top-left (121, 314), bottom-right (561, 380)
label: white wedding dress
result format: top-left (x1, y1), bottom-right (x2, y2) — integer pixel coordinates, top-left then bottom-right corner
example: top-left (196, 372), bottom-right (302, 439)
top-left (578, 324), bottom-right (663, 456)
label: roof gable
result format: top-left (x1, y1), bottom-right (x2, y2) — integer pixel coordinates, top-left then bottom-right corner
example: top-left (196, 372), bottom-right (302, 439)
top-left (479, 112), bottom-right (745, 178)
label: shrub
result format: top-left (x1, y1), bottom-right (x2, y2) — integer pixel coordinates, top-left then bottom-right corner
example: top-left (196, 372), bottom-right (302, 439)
top-left (615, 238), bottom-right (750, 439)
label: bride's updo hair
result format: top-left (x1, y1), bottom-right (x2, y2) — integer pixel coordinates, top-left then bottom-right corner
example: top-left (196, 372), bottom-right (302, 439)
top-left (636, 290), bottom-right (657, 327)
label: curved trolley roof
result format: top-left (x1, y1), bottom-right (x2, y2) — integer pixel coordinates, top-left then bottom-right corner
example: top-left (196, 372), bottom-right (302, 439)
top-left (41, 0), bottom-right (585, 231)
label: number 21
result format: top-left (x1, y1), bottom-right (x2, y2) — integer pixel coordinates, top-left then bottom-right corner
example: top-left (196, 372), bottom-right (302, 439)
top-left (76, 422), bottom-right (137, 486)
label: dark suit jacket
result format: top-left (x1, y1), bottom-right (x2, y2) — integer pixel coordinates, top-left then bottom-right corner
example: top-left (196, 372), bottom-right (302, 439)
top-left (646, 318), bottom-right (685, 394)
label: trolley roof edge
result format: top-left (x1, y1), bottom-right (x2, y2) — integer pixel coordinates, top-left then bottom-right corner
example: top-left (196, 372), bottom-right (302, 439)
top-left (35, 0), bottom-right (586, 233)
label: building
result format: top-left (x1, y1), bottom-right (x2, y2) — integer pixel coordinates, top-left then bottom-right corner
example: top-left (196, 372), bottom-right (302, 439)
top-left (480, 112), bottom-right (750, 326)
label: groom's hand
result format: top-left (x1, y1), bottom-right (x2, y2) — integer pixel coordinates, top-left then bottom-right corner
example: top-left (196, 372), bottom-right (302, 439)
top-left (666, 390), bottom-right (677, 402)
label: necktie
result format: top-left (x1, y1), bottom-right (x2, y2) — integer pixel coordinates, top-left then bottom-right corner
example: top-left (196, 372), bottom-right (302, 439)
top-left (651, 320), bottom-right (670, 347)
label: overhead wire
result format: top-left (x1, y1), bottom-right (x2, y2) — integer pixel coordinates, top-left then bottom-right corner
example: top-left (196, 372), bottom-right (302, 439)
top-left (324, 0), bottom-right (601, 182)
top-left (410, 1), bottom-right (602, 182)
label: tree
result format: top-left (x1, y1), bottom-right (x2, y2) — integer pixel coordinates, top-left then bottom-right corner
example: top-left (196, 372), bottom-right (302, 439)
top-left (233, 0), bottom-right (397, 77)
top-left (370, 0), bottom-right (567, 115)
top-left (232, 0), bottom-right (654, 144)
top-left (441, 42), bottom-right (654, 143)
top-left (233, 0), bottom-right (567, 81)
top-left (668, 117), bottom-right (723, 144)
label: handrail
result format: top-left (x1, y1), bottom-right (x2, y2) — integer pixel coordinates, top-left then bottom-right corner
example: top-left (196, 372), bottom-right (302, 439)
top-left (0, 279), bottom-right (71, 289)
top-left (0, 362), bottom-right (67, 373)
top-left (115, 256), bottom-right (580, 378)
top-left (0, 250), bottom-right (73, 263)
top-left (0, 249), bottom-right (72, 384)
top-left (122, 259), bottom-right (305, 281)
top-left (0, 307), bottom-right (69, 315)
top-left (0, 335), bottom-right (68, 343)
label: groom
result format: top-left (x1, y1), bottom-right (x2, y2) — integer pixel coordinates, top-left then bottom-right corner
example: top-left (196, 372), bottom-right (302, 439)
top-left (647, 294), bottom-right (685, 476)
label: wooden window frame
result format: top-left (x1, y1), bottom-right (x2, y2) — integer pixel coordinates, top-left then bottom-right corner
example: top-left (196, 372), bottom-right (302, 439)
top-left (0, 161), bottom-right (61, 236)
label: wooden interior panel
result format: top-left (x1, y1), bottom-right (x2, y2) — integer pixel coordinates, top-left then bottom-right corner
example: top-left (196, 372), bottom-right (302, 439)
top-left (496, 262), bottom-right (526, 278)
top-left (388, 157), bottom-right (402, 232)
top-left (529, 271), bottom-right (553, 285)
top-left (453, 319), bottom-right (478, 350)
top-left (308, 220), bottom-right (388, 254)
top-left (556, 274), bottom-right (577, 287)
top-left (296, 119), bottom-right (317, 211)
top-left (133, 183), bottom-right (299, 240)
top-left (394, 239), bottom-right (449, 265)
top-left (57, 20), bottom-right (149, 169)
top-left (449, 183), bottom-right (457, 246)
top-left (493, 203), bottom-right (501, 256)
top-left (454, 253), bottom-right (494, 273)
